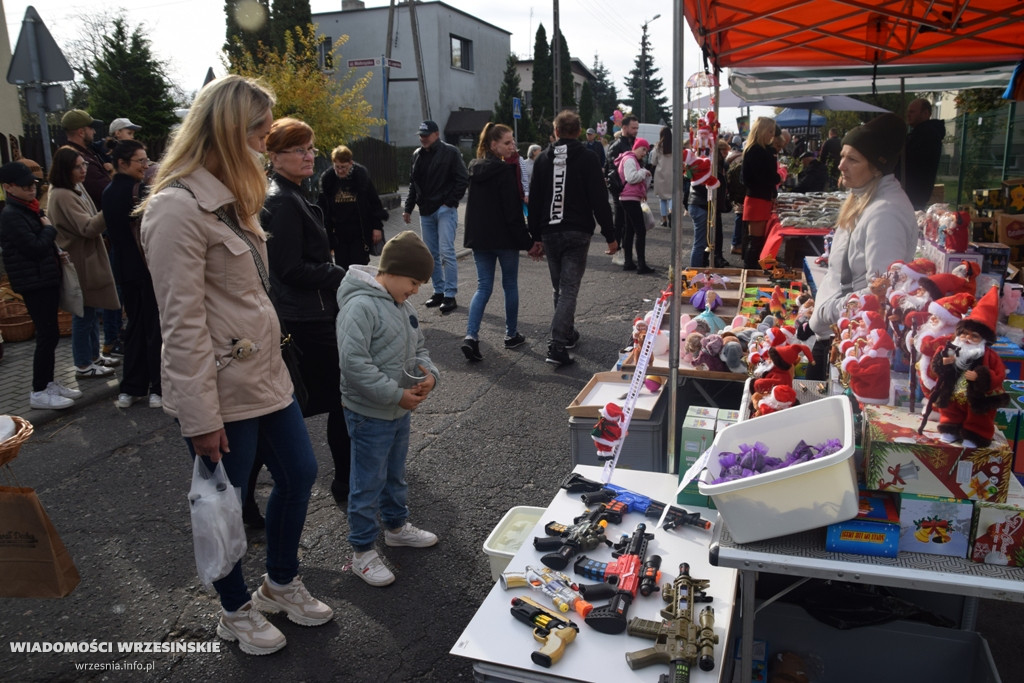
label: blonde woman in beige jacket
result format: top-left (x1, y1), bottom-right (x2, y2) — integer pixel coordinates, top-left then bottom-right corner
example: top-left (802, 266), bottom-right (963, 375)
top-left (139, 75), bottom-right (333, 656)
top-left (47, 145), bottom-right (119, 378)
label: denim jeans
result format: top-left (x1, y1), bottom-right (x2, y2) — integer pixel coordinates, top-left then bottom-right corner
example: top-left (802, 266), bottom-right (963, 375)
top-left (732, 214), bottom-right (746, 248)
top-left (467, 248), bottom-right (520, 340)
top-left (542, 230), bottom-right (590, 347)
top-left (71, 306), bottom-right (101, 367)
top-left (186, 400), bottom-right (318, 612)
top-left (344, 408), bottom-right (411, 551)
top-left (689, 202), bottom-right (709, 267)
top-left (659, 198), bottom-right (671, 219)
top-left (419, 205), bottom-right (458, 297)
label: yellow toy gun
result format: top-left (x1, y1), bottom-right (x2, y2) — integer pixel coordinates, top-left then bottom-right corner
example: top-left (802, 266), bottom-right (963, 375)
top-left (509, 596), bottom-right (579, 667)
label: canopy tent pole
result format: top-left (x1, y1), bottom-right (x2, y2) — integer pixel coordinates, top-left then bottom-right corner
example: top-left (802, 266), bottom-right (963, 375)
top-left (1003, 100), bottom-right (1017, 181)
top-left (667, 0), bottom-right (684, 475)
top-left (956, 111), bottom-right (968, 208)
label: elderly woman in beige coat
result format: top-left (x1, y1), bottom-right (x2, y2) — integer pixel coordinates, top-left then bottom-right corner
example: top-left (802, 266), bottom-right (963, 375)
top-left (47, 145), bottom-right (119, 378)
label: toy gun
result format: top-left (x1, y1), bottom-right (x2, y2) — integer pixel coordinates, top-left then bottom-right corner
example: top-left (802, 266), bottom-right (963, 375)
top-left (501, 565), bottom-right (594, 617)
top-left (625, 562), bottom-right (717, 683)
top-left (574, 522), bottom-right (663, 634)
top-left (533, 504), bottom-right (621, 570)
top-left (509, 596), bottom-right (579, 667)
top-left (561, 472), bottom-right (712, 532)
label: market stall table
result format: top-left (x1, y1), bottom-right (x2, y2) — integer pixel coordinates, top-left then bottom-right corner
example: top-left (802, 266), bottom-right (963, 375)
top-left (452, 465), bottom-right (738, 682)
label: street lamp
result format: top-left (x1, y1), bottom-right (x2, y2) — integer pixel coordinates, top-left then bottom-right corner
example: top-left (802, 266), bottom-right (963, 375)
top-left (640, 13), bottom-right (661, 123)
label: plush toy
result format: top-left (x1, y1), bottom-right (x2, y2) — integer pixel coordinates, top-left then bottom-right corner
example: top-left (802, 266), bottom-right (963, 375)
top-left (681, 149), bottom-right (721, 190)
top-left (755, 384), bottom-right (798, 417)
top-left (695, 334), bottom-right (727, 372)
top-left (720, 340), bottom-right (747, 374)
top-left (920, 261), bottom-right (980, 301)
top-left (907, 293), bottom-right (973, 398)
top-left (591, 403), bottom-right (625, 455)
top-left (841, 329), bottom-right (895, 405)
top-left (693, 117), bottom-right (714, 156)
top-left (931, 287), bottom-right (1010, 448)
top-left (682, 332), bottom-right (704, 365)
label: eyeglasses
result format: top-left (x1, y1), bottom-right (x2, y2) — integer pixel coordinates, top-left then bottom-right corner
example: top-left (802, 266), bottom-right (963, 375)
top-left (280, 146), bottom-right (318, 158)
top-left (73, 162), bottom-right (88, 170)
top-left (131, 157), bottom-right (150, 165)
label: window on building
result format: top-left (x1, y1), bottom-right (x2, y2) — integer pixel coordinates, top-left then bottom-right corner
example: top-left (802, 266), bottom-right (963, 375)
top-left (319, 36), bottom-right (334, 72)
top-left (450, 34), bottom-right (473, 71)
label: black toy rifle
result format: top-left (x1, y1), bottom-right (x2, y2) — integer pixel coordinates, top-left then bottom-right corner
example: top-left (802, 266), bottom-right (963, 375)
top-left (533, 503), bottom-right (621, 570)
top-left (919, 340), bottom-right (959, 434)
top-left (625, 562), bottom-right (717, 683)
top-left (560, 473), bottom-right (712, 532)
top-left (509, 596), bottom-right (579, 667)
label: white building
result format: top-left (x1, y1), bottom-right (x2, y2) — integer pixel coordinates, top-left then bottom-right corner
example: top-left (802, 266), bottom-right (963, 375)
top-left (313, 1), bottom-right (510, 146)
top-left (515, 58), bottom-right (596, 122)
top-left (1, 1), bottom-right (26, 163)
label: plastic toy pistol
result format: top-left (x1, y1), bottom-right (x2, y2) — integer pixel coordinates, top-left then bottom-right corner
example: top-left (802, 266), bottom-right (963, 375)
top-left (501, 565), bottom-right (594, 617)
top-left (533, 504), bottom-right (621, 570)
top-left (574, 522), bottom-right (663, 634)
top-left (509, 596), bottom-right (580, 668)
top-left (625, 562), bottom-right (717, 683)
top-left (561, 473), bottom-right (712, 532)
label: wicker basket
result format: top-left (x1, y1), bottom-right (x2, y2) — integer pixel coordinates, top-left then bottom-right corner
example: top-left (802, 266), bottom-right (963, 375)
top-left (0, 315), bottom-right (34, 342)
top-left (0, 300), bottom-right (28, 318)
top-left (0, 415), bottom-right (34, 467)
top-left (57, 310), bottom-right (73, 336)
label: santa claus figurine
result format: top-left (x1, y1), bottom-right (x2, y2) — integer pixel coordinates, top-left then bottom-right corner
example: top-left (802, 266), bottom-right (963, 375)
top-left (752, 343), bottom-right (813, 395)
top-left (930, 287), bottom-right (1010, 448)
top-left (841, 328), bottom-right (895, 405)
top-left (920, 260), bottom-right (980, 301)
top-left (906, 293), bottom-right (974, 399)
top-left (755, 384), bottom-right (798, 417)
top-left (591, 403), bottom-right (625, 455)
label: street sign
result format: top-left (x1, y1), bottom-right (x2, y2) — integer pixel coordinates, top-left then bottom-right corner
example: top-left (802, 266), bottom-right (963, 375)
top-left (385, 58), bottom-right (402, 68)
top-left (7, 6), bottom-right (73, 84)
top-left (512, 97), bottom-right (521, 120)
top-left (347, 58), bottom-right (380, 68)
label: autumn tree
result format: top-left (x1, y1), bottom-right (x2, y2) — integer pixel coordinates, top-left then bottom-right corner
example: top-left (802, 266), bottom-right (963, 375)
top-left (224, 0), bottom-right (272, 68)
top-left (270, 0), bottom-right (312, 50)
top-left (229, 24), bottom-right (379, 150)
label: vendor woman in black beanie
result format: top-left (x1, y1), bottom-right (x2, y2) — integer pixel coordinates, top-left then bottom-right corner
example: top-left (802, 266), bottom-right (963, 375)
top-left (807, 113), bottom-right (918, 366)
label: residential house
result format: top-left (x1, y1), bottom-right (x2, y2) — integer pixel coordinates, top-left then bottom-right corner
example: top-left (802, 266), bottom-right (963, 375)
top-left (515, 58), bottom-right (596, 123)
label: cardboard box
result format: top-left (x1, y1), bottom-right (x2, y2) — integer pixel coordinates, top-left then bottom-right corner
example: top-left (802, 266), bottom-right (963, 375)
top-left (899, 493), bottom-right (974, 558)
top-left (717, 408), bottom-right (739, 426)
top-left (826, 489), bottom-right (900, 558)
top-left (1003, 178), bottom-right (1024, 213)
top-left (999, 380), bottom-right (1024, 474)
top-left (863, 405), bottom-right (1012, 502)
top-left (677, 415), bottom-right (717, 507)
top-left (687, 405), bottom-right (718, 420)
top-left (970, 241), bottom-right (1011, 276)
top-left (990, 337), bottom-right (1024, 381)
top-left (971, 499), bottom-right (1024, 566)
top-left (922, 242), bottom-right (985, 276)
top-left (997, 214), bottom-right (1024, 262)
top-left (566, 371), bottom-right (665, 420)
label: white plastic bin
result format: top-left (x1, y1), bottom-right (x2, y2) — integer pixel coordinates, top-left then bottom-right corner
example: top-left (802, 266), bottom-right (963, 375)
top-left (482, 506), bottom-right (545, 582)
top-left (698, 395), bottom-right (857, 543)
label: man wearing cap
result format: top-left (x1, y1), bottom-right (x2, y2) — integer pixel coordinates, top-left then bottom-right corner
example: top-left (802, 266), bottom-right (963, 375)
top-left (606, 114), bottom-right (638, 242)
top-left (793, 151), bottom-right (827, 193)
top-left (402, 120), bottom-right (468, 314)
top-left (584, 127), bottom-right (605, 167)
top-left (109, 118), bottom-right (142, 141)
top-left (61, 109), bottom-right (111, 209)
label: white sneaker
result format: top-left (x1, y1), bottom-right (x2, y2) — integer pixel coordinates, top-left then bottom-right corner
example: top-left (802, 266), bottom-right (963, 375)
top-left (384, 522), bottom-right (438, 548)
top-left (216, 601), bottom-right (286, 655)
top-left (351, 549), bottom-right (396, 586)
top-left (47, 381), bottom-right (82, 400)
top-left (251, 574), bottom-right (334, 626)
top-left (116, 393), bottom-right (141, 408)
top-left (29, 386), bottom-right (74, 410)
top-left (95, 354), bottom-right (122, 367)
top-left (76, 363), bottom-right (114, 378)
top-left (148, 393), bottom-right (163, 408)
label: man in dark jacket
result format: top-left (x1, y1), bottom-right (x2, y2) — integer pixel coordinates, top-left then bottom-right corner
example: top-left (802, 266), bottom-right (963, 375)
top-left (901, 99), bottom-right (946, 210)
top-left (794, 151), bottom-right (828, 193)
top-left (402, 120), bottom-right (469, 314)
top-left (605, 115), bottom-right (638, 242)
top-left (584, 128), bottom-right (606, 167)
top-left (319, 145), bottom-right (388, 268)
top-left (61, 109), bottom-right (111, 209)
top-left (528, 110), bottom-right (619, 367)
top-left (819, 127), bottom-right (842, 190)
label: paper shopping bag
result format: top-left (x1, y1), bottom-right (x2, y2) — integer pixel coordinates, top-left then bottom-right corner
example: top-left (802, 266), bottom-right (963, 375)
top-left (0, 486), bottom-right (81, 598)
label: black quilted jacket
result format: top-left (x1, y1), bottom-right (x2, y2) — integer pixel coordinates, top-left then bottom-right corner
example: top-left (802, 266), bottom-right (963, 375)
top-left (0, 198), bottom-right (61, 293)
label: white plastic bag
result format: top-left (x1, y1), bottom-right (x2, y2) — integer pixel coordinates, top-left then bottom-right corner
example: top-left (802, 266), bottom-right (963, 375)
top-left (612, 250), bottom-right (626, 265)
top-left (188, 457), bottom-right (246, 588)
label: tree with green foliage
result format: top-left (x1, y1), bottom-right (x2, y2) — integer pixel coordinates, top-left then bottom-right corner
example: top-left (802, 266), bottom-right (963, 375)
top-left (578, 80), bottom-right (596, 131)
top-left (224, 0), bottom-right (272, 67)
top-left (493, 53), bottom-right (534, 143)
top-left (624, 32), bottom-right (669, 124)
top-left (555, 29), bottom-right (575, 111)
top-left (531, 24), bottom-right (553, 140)
top-left (955, 88), bottom-right (1007, 203)
top-left (270, 0), bottom-right (312, 51)
top-left (82, 17), bottom-right (179, 140)
top-left (590, 56), bottom-right (618, 127)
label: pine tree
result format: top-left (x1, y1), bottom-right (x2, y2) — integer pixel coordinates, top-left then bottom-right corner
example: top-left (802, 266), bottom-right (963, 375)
top-left (556, 29), bottom-right (575, 112)
top-left (493, 53), bottom-right (534, 143)
top-left (531, 24), bottom-right (553, 141)
top-left (578, 80), bottom-right (596, 131)
top-left (590, 57), bottom-right (618, 126)
top-left (271, 0), bottom-right (313, 51)
top-left (624, 32), bottom-right (669, 124)
top-left (82, 17), bottom-right (179, 139)
top-left (224, 0), bottom-right (272, 68)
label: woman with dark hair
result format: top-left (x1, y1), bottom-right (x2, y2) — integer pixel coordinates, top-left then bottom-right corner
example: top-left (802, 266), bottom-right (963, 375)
top-left (140, 76), bottom-right (333, 655)
top-left (459, 122), bottom-right (528, 362)
top-left (48, 145), bottom-right (120, 379)
top-left (651, 126), bottom-right (673, 227)
top-left (740, 117), bottom-right (782, 269)
top-left (261, 117), bottom-right (350, 508)
top-left (103, 139), bottom-right (161, 408)
top-left (317, 144), bottom-right (388, 268)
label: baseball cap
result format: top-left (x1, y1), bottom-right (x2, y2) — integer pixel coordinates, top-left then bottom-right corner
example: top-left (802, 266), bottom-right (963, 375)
top-left (417, 120), bottom-right (439, 136)
top-left (586, 128), bottom-right (596, 135)
top-left (61, 109), bottom-right (100, 130)
top-left (800, 151), bottom-right (816, 160)
top-left (0, 161), bottom-right (38, 187)
top-left (109, 117), bottom-right (142, 135)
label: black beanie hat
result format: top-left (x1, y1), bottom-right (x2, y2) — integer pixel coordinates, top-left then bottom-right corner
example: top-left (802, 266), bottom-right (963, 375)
top-left (841, 113), bottom-right (907, 175)
top-left (379, 230), bottom-right (434, 282)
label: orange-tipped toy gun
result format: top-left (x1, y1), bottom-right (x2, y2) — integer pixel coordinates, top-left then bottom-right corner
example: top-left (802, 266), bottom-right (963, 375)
top-left (574, 522), bottom-right (663, 634)
top-left (625, 562), bottom-right (717, 683)
top-left (533, 503), bottom-right (621, 570)
top-left (501, 565), bottom-right (594, 617)
top-left (561, 473), bottom-right (712, 532)
top-left (509, 596), bottom-right (580, 667)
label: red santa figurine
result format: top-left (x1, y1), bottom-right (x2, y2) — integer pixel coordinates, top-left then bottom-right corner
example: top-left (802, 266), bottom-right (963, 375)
top-left (841, 328), bottom-right (895, 405)
top-left (755, 384), bottom-right (798, 417)
top-left (906, 293), bottom-right (974, 399)
top-left (930, 287), bottom-right (1010, 448)
top-left (752, 343), bottom-right (813, 396)
top-left (592, 403), bottom-right (625, 455)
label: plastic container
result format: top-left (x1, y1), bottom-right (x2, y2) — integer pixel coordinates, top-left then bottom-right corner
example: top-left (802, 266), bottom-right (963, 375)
top-left (698, 395), bottom-right (857, 543)
top-left (482, 506), bottom-right (545, 582)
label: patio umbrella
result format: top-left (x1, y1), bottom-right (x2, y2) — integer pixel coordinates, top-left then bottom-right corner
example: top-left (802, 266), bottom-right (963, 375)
top-left (689, 88), bottom-right (888, 113)
top-left (775, 108), bottom-right (827, 136)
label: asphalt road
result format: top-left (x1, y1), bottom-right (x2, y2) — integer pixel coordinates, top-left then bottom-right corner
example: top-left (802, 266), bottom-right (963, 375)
top-left (2, 205), bottom-right (1020, 682)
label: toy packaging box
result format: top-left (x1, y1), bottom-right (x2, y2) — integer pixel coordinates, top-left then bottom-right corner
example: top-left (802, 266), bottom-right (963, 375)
top-left (678, 415), bottom-right (716, 507)
top-left (898, 493), bottom-right (974, 558)
top-left (991, 336), bottom-right (1024, 381)
top-left (971, 499), bottom-right (1024, 566)
top-left (731, 638), bottom-right (767, 683)
top-left (825, 488), bottom-right (900, 558)
top-left (999, 380), bottom-right (1024, 474)
top-left (863, 405), bottom-right (1012, 502)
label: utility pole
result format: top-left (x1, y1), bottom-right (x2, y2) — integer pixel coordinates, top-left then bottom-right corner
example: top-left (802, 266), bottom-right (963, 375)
top-left (552, 0), bottom-right (561, 116)
top-left (640, 14), bottom-right (660, 123)
top-left (408, 0), bottom-right (430, 121)
top-left (383, 0), bottom-right (396, 141)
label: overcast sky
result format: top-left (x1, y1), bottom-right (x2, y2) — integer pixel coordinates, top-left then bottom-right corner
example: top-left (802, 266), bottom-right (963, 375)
top-left (4, 0), bottom-right (762, 132)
